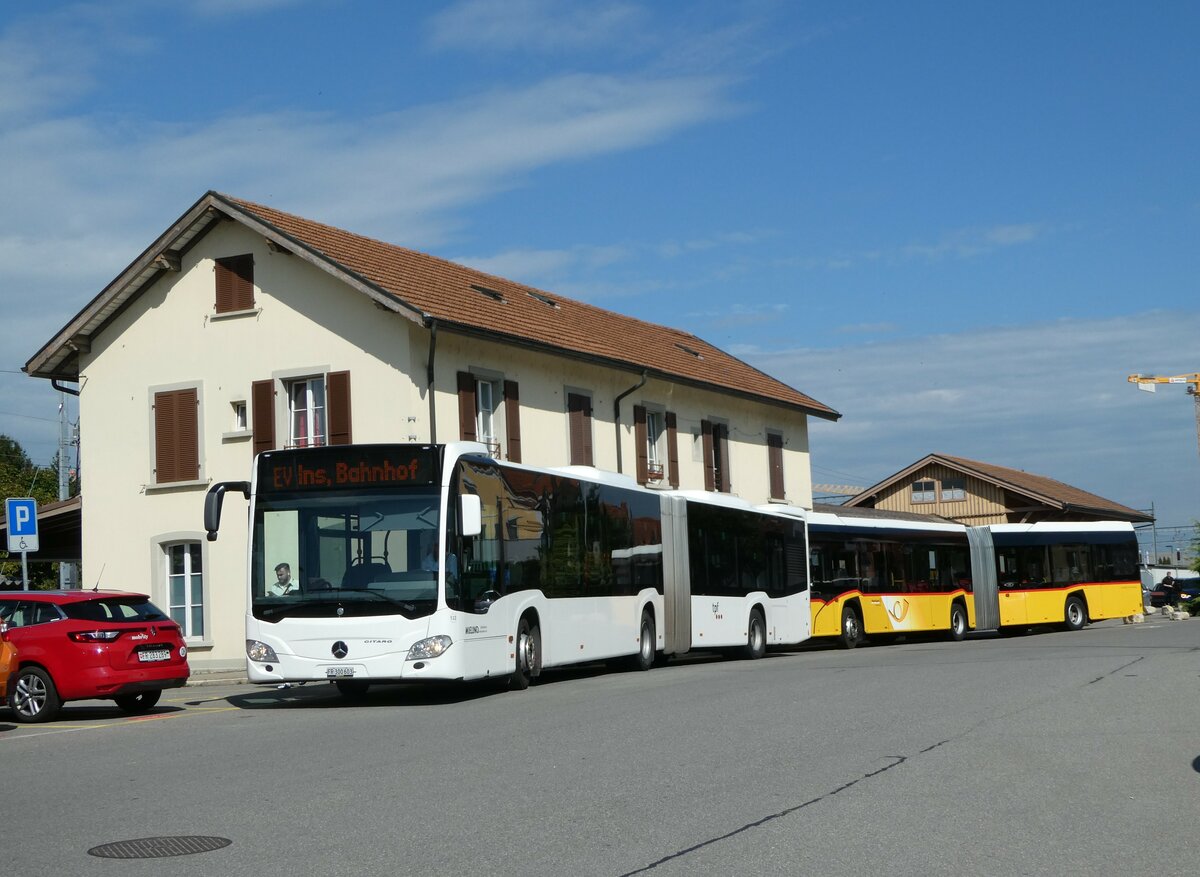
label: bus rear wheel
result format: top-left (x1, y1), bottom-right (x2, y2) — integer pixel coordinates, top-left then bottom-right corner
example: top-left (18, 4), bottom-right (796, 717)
top-left (1063, 596), bottom-right (1088, 632)
top-left (742, 609), bottom-right (766, 660)
top-left (948, 603), bottom-right (967, 642)
top-left (839, 606), bottom-right (862, 649)
top-left (633, 611), bottom-right (656, 671)
top-left (510, 616), bottom-right (541, 690)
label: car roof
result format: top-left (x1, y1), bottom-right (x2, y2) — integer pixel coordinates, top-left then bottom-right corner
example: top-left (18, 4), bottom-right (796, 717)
top-left (0, 589), bottom-right (150, 602)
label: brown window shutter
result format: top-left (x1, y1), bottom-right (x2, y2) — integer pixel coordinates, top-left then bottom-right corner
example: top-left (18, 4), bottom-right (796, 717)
top-left (768, 433), bottom-right (784, 500)
top-left (568, 393), bottom-right (593, 466)
top-left (633, 405), bottom-right (648, 484)
top-left (154, 391), bottom-right (177, 484)
top-left (716, 424), bottom-right (730, 493)
top-left (252, 379), bottom-right (275, 456)
top-left (327, 370), bottom-right (352, 446)
top-left (666, 411), bottom-right (679, 487)
top-left (457, 372), bottom-right (477, 441)
top-left (215, 255), bottom-right (254, 313)
top-left (154, 388), bottom-right (199, 484)
top-left (178, 389), bottom-right (200, 481)
top-left (504, 380), bottom-right (522, 463)
top-left (701, 419), bottom-right (714, 491)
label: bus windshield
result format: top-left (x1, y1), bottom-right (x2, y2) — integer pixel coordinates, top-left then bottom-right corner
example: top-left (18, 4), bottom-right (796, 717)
top-left (251, 489), bottom-right (443, 622)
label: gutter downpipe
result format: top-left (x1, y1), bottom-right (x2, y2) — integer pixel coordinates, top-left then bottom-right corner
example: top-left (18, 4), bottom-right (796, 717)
top-left (51, 379), bottom-right (81, 397)
top-left (613, 371), bottom-right (647, 475)
top-left (425, 317), bottom-right (438, 443)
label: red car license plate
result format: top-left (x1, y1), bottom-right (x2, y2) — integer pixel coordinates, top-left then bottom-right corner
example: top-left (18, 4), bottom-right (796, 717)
top-left (138, 648), bottom-right (171, 663)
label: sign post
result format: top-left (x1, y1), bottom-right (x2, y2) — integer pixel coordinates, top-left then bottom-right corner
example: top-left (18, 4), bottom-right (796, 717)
top-left (5, 497), bottom-right (39, 591)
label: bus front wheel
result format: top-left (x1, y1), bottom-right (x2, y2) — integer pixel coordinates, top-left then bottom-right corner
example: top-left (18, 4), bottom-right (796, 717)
top-left (839, 607), bottom-right (862, 649)
top-left (510, 616), bottom-right (542, 690)
top-left (1063, 596), bottom-right (1088, 632)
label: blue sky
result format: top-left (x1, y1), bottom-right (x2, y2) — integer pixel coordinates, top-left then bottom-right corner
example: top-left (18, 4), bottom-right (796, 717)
top-left (1, 0), bottom-right (1197, 535)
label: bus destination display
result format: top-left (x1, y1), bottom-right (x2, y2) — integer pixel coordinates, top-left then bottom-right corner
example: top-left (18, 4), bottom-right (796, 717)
top-left (259, 447), bottom-right (439, 492)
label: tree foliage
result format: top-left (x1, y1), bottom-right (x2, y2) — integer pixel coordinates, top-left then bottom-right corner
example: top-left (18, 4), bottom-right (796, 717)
top-left (1191, 521), bottom-right (1200, 574)
top-left (0, 433), bottom-right (67, 588)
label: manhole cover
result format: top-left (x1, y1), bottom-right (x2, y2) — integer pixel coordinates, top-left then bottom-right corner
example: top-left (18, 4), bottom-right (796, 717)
top-left (88, 836), bottom-right (232, 859)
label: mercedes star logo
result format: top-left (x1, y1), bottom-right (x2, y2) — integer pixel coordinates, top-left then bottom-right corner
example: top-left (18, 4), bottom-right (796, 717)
top-left (332, 641), bottom-right (349, 659)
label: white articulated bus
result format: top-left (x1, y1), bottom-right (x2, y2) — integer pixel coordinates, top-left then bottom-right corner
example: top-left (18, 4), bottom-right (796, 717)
top-left (204, 442), bottom-right (811, 696)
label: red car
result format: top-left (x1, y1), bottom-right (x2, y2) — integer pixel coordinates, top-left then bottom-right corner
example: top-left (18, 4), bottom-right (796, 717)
top-left (0, 590), bottom-right (190, 723)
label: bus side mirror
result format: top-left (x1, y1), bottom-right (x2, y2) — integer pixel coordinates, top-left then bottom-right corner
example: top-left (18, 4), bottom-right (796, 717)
top-left (460, 494), bottom-right (482, 537)
top-left (204, 481), bottom-right (251, 541)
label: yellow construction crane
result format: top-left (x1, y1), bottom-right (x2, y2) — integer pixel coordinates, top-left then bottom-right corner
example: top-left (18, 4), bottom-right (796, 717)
top-left (1127, 373), bottom-right (1200, 459)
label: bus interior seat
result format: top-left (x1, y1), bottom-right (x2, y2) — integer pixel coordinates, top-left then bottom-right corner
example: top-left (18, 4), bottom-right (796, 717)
top-left (342, 562), bottom-right (390, 589)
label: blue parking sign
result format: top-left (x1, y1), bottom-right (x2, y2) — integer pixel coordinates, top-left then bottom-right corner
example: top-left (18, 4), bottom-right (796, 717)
top-left (5, 497), bottom-right (39, 553)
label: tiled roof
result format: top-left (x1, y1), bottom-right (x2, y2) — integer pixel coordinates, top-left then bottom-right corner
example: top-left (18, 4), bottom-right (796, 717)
top-left (935, 454), bottom-right (1150, 520)
top-left (220, 194), bottom-right (838, 420)
top-left (846, 453), bottom-right (1152, 522)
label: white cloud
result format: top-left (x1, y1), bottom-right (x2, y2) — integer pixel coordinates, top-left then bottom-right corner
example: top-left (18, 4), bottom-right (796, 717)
top-left (428, 0), bottom-right (649, 54)
top-left (0, 71), bottom-right (737, 348)
top-left (186, 0), bottom-right (312, 17)
top-left (748, 311), bottom-right (1200, 527)
top-left (895, 222), bottom-right (1046, 262)
top-left (455, 243), bottom-right (632, 286)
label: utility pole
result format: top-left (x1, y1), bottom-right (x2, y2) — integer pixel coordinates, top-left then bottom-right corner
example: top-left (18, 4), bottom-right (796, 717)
top-left (1127, 373), bottom-right (1200, 461)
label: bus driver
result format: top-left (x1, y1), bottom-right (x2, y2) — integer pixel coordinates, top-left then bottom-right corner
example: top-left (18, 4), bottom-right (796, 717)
top-left (268, 562), bottom-right (298, 596)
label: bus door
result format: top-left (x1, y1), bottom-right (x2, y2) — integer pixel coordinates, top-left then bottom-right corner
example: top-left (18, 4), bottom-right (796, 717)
top-left (660, 495), bottom-right (691, 656)
top-left (967, 527), bottom-right (1000, 631)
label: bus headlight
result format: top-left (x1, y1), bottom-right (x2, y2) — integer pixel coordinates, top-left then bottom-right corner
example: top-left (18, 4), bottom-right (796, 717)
top-left (406, 635), bottom-right (452, 661)
top-left (246, 640), bottom-right (279, 663)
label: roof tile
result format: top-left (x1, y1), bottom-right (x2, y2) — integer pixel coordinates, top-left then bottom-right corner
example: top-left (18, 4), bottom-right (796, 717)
top-left (222, 194), bottom-right (838, 419)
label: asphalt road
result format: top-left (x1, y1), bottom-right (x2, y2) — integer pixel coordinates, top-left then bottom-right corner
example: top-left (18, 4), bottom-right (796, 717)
top-left (2, 616), bottom-right (1197, 876)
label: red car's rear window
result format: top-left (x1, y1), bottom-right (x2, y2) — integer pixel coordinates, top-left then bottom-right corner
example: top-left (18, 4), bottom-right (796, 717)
top-left (61, 598), bottom-right (171, 624)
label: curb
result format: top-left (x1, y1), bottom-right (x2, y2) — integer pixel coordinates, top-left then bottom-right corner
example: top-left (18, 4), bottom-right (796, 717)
top-left (185, 673), bottom-right (250, 687)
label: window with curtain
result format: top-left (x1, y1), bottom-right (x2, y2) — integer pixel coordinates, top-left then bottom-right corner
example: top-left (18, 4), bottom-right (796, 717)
top-left (287, 376), bottom-right (326, 448)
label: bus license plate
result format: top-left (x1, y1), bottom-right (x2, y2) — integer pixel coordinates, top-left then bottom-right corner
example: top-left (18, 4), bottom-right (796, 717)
top-left (326, 667), bottom-right (354, 677)
top-left (138, 649), bottom-right (171, 663)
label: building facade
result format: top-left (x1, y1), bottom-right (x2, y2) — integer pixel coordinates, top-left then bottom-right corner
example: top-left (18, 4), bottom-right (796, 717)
top-left (26, 191), bottom-right (839, 670)
top-left (845, 453), bottom-right (1152, 526)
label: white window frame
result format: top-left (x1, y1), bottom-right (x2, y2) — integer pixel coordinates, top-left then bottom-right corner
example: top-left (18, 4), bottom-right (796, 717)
top-left (912, 480), bottom-right (936, 503)
top-left (940, 477), bottom-right (966, 502)
top-left (162, 539), bottom-right (207, 642)
top-left (286, 375), bottom-right (327, 448)
top-left (476, 377), bottom-right (499, 453)
top-left (645, 406), bottom-right (665, 480)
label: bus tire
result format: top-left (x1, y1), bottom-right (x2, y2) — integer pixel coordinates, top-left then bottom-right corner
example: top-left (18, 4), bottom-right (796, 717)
top-left (335, 680), bottom-right (371, 699)
top-left (948, 602), bottom-right (968, 642)
top-left (1063, 596), bottom-right (1088, 632)
top-left (510, 615), bottom-right (541, 690)
top-left (633, 611), bottom-right (656, 671)
top-left (742, 609), bottom-right (767, 660)
top-left (839, 606), bottom-right (862, 649)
